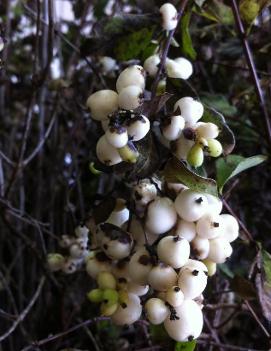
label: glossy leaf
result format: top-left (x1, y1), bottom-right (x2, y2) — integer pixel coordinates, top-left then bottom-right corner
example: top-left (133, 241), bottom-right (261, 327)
top-left (216, 154), bottom-right (267, 194)
top-left (175, 340), bottom-right (197, 351)
top-left (164, 157), bottom-right (218, 197)
top-left (181, 11), bottom-right (196, 60)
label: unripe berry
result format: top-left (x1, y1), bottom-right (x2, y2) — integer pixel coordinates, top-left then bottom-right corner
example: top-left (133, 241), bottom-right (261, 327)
top-left (208, 237), bottom-right (233, 263)
top-left (87, 288), bottom-right (104, 303)
top-left (162, 115), bottom-right (185, 141)
top-left (178, 260), bottom-right (208, 299)
top-left (111, 293), bottom-right (142, 325)
top-left (187, 144), bottom-right (204, 168)
top-left (86, 90), bottom-right (118, 121)
top-left (157, 236), bottom-right (190, 268)
top-left (118, 85), bottom-right (143, 110)
top-left (165, 286), bottom-right (184, 307)
top-left (164, 300), bottom-right (203, 341)
top-left (126, 115), bottom-right (150, 141)
top-left (196, 214), bottom-right (224, 239)
top-left (47, 253), bottom-right (65, 271)
top-left (128, 248), bottom-right (153, 285)
top-left (196, 122), bottom-right (219, 139)
top-left (220, 214), bottom-right (239, 242)
top-left (118, 141), bottom-right (139, 163)
top-left (145, 298), bottom-right (169, 325)
top-left (96, 135), bottom-right (122, 166)
top-left (159, 3), bottom-right (178, 31)
top-left (105, 125), bottom-right (128, 148)
top-left (206, 139), bottom-right (223, 157)
top-left (174, 97), bottom-right (204, 126)
top-left (146, 197), bottom-right (177, 235)
top-left (175, 219), bottom-right (196, 242)
top-left (148, 263), bottom-right (178, 291)
top-left (191, 236), bottom-right (210, 260)
top-left (100, 302), bottom-right (118, 316)
top-left (202, 259), bottom-right (217, 277)
top-left (175, 189), bottom-right (208, 222)
top-left (143, 55), bottom-right (160, 77)
top-left (116, 65), bottom-right (145, 93)
top-left (102, 288), bottom-right (119, 306)
top-left (97, 271), bottom-right (117, 290)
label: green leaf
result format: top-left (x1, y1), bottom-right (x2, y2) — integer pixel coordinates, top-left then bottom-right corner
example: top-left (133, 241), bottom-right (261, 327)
top-left (181, 11), bottom-right (197, 60)
top-left (216, 154), bottom-right (267, 194)
top-left (164, 157), bottom-right (218, 197)
top-left (115, 27), bottom-right (156, 61)
top-left (201, 106), bottom-right (235, 155)
top-left (262, 250), bottom-right (271, 287)
top-left (201, 94), bottom-right (237, 116)
top-left (195, 0), bottom-right (234, 25)
top-left (175, 340), bottom-right (197, 351)
top-left (240, 0), bottom-right (260, 23)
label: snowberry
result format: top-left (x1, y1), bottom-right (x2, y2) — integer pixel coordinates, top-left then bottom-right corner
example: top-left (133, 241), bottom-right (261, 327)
top-left (75, 225), bottom-right (89, 238)
top-left (175, 219), bottom-right (196, 242)
top-left (111, 293), bottom-right (142, 325)
top-left (187, 144), bottom-right (204, 168)
top-left (220, 214), bottom-right (239, 242)
top-left (191, 236), bottom-right (210, 260)
top-left (128, 248), bottom-right (153, 285)
top-left (127, 282), bottom-right (149, 296)
top-left (47, 253), bottom-right (65, 271)
top-left (112, 259), bottom-right (130, 280)
top-left (62, 257), bottom-right (80, 274)
top-left (96, 135), bottom-right (122, 166)
top-left (86, 251), bottom-right (111, 279)
top-left (118, 85), bottom-right (143, 110)
top-left (196, 213), bottom-right (224, 239)
top-left (175, 189), bottom-right (208, 222)
top-left (159, 3), bottom-right (178, 31)
top-left (99, 56), bottom-right (117, 75)
top-left (161, 115), bottom-right (185, 141)
top-left (165, 286), bottom-right (184, 307)
top-left (86, 90), bottom-right (118, 121)
top-left (172, 134), bottom-right (194, 160)
top-left (178, 260), bottom-right (208, 299)
top-left (59, 235), bottom-right (74, 248)
top-left (174, 57), bottom-right (193, 79)
top-left (148, 263), bottom-right (178, 291)
top-left (174, 97), bottom-right (204, 126)
top-left (146, 197), bottom-right (177, 235)
top-left (101, 118), bottom-right (110, 131)
top-left (196, 122), bottom-right (219, 139)
top-left (126, 115), bottom-right (150, 141)
top-left (101, 229), bottom-right (133, 260)
top-left (145, 298), bottom-right (169, 325)
top-left (205, 194), bottom-right (223, 216)
top-left (105, 199), bottom-right (129, 227)
top-left (133, 179), bottom-right (157, 206)
top-left (166, 182), bottom-right (188, 194)
top-left (157, 236), bottom-right (190, 268)
top-left (143, 55), bottom-right (160, 77)
top-left (105, 125), bottom-right (128, 148)
top-left (97, 271), bottom-right (117, 290)
top-left (164, 299), bottom-right (203, 342)
top-left (116, 65), bottom-right (145, 93)
top-left (69, 243), bottom-right (87, 258)
top-left (206, 139), bottom-right (223, 157)
top-left (208, 237), bottom-right (233, 263)
top-left (166, 58), bottom-right (192, 80)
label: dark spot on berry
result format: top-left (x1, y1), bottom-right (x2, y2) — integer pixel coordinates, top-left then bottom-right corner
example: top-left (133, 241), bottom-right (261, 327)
top-left (173, 235), bottom-right (181, 242)
top-left (213, 222), bottom-right (219, 227)
top-left (192, 270), bottom-right (199, 276)
top-left (174, 286), bottom-right (180, 292)
top-left (195, 197), bottom-right (203, 204)
top-left (118, 277), bottom-right (127, 283)
top-left (134, 191), bottom-right (142, 201)
top-left (121, 303), bottom-right (127, 309)
top-left (103, 244), bottom-right (108, 250)
top-left (104, 299), bottom-right (108, 303)
top-left (183, 128), bottom-right (196, 140)
top-left (138, 254), bottom-right (151, 266)
top-left (204, 271), bottom-right (208, 276)
top-left (188, 335), bottom-right (194, 341)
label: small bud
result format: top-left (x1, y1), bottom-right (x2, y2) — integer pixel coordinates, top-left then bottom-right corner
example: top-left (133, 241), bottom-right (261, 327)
top-left (97, 271), bottom-right (117, 290)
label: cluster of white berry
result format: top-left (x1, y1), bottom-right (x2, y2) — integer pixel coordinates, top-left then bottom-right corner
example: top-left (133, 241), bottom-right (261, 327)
top-left (47, 178), bottom-right (239, 342)
top-left (86, 65), bottom-right (151, 165)
top-left (47, 225), bottom-right (90, 274)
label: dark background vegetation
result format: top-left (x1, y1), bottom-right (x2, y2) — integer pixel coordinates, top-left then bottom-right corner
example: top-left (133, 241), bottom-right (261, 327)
top-left (0, 0), bottom-right (271, 350)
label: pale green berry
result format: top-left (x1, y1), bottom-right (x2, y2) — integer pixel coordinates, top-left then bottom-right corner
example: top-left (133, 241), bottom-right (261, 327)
top-left (207, 139), bottom-right (223, 157)
top-left (118, 142), bottom-right (139, 163)
top-left (87, 288), bottom-right (104, 303)
top-left (47, 253), bottom-right (65, 272)
top-left (97, 271), bottom-right (117, 290)
top-left (202, 259), bottom-right (217, 277)
top-left (102, 288), bottom-right (119, 306)
top-left (100, 302), bottom-right (118, 316)
top-left (187, 144), bottom-right (204, 168)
